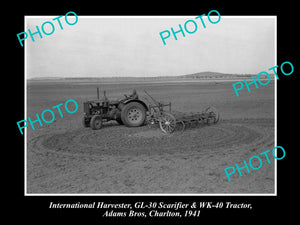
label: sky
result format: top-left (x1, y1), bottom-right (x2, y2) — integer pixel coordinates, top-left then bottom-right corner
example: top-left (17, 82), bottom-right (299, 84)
top-left (25, 16), bottom-right (276, 78)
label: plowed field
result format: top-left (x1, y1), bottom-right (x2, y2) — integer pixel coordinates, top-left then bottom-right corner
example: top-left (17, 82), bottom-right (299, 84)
top-left (26, 80), bottom-right (275, 194)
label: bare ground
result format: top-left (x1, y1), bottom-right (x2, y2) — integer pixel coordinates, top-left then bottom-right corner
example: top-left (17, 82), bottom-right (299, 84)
top-left (26, 80), bottom-right (275, 194)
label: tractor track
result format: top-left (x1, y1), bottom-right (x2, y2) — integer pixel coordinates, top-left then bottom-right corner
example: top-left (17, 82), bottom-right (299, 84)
top-left (26, 81), bottom-right (275, 194)
top-left (29, 118), bottom-right (274, 158)
top-left (27, 118), bottom-right (274, 194)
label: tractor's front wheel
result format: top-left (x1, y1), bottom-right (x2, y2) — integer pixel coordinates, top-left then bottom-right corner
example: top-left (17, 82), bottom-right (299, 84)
top-left (121, 102), bottom-right (146, 127)
top-left (82, 117), bottom-right (90, 127)
top-left (90, 115), bottom-right (102, 130)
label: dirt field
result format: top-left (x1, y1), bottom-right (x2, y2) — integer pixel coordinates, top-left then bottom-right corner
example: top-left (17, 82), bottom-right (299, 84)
top-left (26, 80), bottom-right (275, 194)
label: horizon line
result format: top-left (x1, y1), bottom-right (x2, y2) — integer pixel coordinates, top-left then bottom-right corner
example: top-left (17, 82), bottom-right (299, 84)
top-left (27, 71), bottom-right (271, 80)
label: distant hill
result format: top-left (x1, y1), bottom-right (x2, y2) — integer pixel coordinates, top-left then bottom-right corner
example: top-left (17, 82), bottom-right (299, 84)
top-left (178, 71), bottom-right (254, 79)
top-left (28, 71), bottom-right (257, 81)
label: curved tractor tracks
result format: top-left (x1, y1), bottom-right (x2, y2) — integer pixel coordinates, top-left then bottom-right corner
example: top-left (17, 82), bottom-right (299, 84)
top-left (27, 118), bottom-right (274, 193)
top-left (29, 118), bottom-right (274, 159)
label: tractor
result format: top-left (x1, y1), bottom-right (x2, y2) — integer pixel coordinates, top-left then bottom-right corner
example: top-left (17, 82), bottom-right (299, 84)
top-left (82, 88), bottom-right (148, 130)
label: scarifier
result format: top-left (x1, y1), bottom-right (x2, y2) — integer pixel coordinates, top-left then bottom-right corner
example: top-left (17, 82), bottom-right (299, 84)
top-left (144, 91), bottom-right (219, 134)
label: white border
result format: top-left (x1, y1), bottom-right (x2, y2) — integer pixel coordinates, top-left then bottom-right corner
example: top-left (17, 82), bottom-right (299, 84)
top-left (274, 16), bottom-right (277, 196)
top-left (24, 15), bottom-right (277, 196)
top-left (24, 16), bottom-right (28, 196)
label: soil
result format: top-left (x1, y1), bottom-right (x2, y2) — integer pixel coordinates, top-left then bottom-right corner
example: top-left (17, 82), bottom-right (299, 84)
top-left (26, 80), bottom-right (275, 194)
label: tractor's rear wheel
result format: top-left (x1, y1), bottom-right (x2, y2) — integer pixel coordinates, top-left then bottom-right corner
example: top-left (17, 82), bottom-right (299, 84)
top-left (121, 102), bottom-right (146, 127)
top-left (90, 115), bottom-right (102, 130)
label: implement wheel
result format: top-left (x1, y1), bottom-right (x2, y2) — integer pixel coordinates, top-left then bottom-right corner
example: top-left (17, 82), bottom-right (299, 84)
top-left (159, 112), bottom-right (176, 134)
top-left (205, 106), bottom-right (220, 125)
top-left (176, 121), bottom-right (186, 133)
